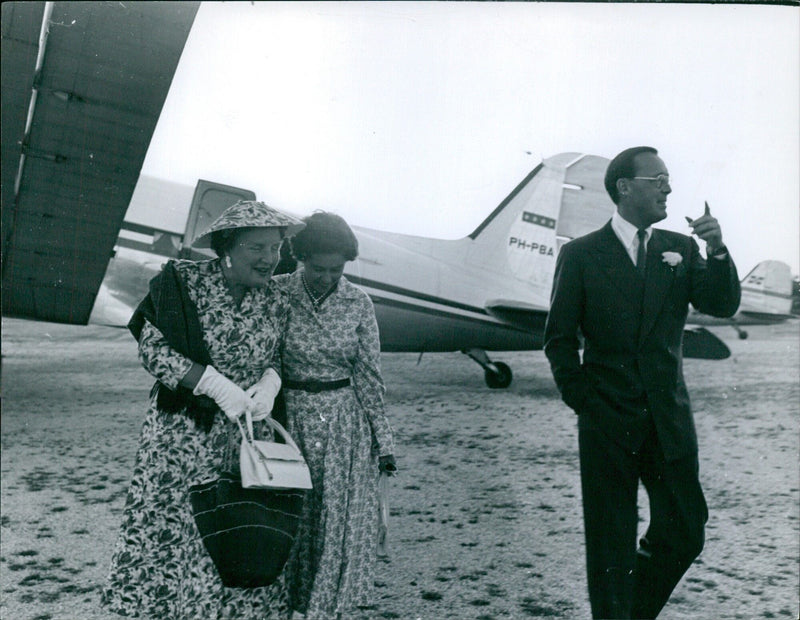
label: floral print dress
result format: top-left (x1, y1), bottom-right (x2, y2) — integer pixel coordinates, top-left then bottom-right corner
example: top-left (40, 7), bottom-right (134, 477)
top-left (274, 270), bottom-right (395, 619)
top-left (102, 259), bottom-right (291, 619)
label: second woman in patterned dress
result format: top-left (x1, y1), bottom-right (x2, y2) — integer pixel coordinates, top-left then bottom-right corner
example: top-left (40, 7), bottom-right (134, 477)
top-left (275, 212), bottom-right (396, 620)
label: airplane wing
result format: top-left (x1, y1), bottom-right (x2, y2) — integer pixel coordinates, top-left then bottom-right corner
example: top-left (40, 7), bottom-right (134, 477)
top-left (484, 300), bottom-right (549, 332)
top-left (681, 327), bottom-right (731, 360)
top-left (486, 301), bottom-right (731, 360)
top-left (1, 1), bottom-right (199, 324)
top-left (738, 310), bottom-right (797, 322)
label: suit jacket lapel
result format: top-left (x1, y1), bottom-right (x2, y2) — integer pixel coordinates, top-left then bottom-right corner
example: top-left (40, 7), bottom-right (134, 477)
top-left (638, 230), bottom-right (676, 344)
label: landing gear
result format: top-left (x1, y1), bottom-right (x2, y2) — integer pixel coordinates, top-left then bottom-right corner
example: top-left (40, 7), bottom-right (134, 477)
top-left (463, 348), bottom-right (513, 389)
top-left (732, 324), bottom-right (749, 339)
top-left (485, 362), bottom-right (513, 389)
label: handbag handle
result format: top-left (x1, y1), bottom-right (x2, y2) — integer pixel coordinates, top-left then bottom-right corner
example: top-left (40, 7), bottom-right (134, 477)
top-left (235, 412), bottom-right (303, 483)
top-left (236, 411), bottom-right (304, 456)
top-left (236, 414), bottom-right (274, 480)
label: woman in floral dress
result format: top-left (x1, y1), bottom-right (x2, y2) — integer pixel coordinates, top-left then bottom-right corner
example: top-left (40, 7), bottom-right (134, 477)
top-left (102, 201), bottom-right (302, 619)
top-left (274, 212), bottom-right (397, 620)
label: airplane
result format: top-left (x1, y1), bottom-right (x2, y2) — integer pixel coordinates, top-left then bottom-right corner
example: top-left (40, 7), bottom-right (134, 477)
top-left (89, 152), bottom-right (611, 389)
top-left (687, 260), bottom-right (796, 340)
top-left (4, 2), bottom-right (783, 389)
top-left (86, 151), bottom-right (761, 388)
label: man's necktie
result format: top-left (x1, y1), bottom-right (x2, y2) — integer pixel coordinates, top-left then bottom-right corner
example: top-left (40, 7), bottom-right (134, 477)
top-left (636, 229), bottom-right (647, 277)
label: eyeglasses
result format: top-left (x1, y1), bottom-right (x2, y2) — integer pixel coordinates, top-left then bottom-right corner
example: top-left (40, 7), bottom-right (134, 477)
top-left (632, 174), bottom-right (671, 190)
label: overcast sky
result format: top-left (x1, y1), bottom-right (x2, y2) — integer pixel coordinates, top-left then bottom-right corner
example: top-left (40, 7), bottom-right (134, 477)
top-left (140, 1), bottom-right (799, 276)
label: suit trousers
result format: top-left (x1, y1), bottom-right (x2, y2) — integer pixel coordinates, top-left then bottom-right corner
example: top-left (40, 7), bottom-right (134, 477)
top-left (578, 414), bottom-right (708, 619)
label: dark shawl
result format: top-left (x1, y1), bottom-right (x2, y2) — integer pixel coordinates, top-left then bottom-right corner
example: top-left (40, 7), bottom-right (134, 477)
top-left (128, 261), bottom-right (219, 432)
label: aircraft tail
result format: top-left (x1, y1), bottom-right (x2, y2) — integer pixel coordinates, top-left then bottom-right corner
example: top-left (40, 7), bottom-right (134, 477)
top-left (739, 260), bottom-right (794, 317)
top-left (465, 153), bottom-right (615, 292)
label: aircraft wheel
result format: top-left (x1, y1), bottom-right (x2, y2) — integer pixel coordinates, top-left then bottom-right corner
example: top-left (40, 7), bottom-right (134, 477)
top-left (485, 362), bottom-right (513, 389)
top-left (738, 330), bottom-right (748, 340)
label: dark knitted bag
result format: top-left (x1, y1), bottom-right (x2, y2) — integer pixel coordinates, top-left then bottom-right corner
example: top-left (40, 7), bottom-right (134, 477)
top-left (188, 473), bottom-right (304, 588)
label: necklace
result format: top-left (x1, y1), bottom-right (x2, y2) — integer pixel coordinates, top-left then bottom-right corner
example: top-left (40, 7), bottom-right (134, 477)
top-left (301, 273), bottom-right (334, 310)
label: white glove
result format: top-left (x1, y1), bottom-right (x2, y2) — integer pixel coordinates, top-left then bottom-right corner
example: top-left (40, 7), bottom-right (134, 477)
top-left (245, 368), bottom-right (282, 422)
top-left (193, 366), bottom-right (251, 421)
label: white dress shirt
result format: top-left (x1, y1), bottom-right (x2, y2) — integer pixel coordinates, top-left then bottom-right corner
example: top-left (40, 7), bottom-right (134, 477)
top-left (611, 211), bottom-right (650, 267)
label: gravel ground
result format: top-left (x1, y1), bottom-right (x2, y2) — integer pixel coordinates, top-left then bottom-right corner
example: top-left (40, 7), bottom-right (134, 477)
top-left (1, 317), bottom-right (798, 620)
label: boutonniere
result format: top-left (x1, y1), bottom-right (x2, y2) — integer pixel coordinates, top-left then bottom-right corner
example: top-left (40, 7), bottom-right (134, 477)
top-left (662, 251), bottom-right (683, 268)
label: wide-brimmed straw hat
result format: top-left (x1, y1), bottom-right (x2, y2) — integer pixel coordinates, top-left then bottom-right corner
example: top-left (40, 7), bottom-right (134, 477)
top-left (192, 200), bottom-right (305, 248)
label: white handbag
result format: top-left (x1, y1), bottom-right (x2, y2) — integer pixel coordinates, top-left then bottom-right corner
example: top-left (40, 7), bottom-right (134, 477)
top-left (237, 412), bottom-right (313, 490)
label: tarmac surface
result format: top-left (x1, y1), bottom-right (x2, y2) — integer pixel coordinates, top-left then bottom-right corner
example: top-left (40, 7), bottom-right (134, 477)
top-left (1, 317), bottom-right (798, 619)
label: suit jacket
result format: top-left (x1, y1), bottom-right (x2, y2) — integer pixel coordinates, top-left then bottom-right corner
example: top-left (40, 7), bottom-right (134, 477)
top-left (544, 221), bottom-right (741, 460)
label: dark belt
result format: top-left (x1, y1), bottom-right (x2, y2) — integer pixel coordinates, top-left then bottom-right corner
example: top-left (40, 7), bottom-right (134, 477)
top-left (283, 378), bottom-right (351, 393)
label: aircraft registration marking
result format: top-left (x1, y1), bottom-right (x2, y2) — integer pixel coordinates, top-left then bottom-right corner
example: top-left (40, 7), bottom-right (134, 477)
top-left (507, 237), bottom-right (555, 256)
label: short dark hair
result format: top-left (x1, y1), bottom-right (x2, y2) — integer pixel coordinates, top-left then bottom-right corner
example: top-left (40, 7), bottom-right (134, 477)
top-left (209, 226), bottom-right (283, 257)
top-left (290, 211), bottom-right (358, 262)
top-left (604, 146), bottom-right (658, 204)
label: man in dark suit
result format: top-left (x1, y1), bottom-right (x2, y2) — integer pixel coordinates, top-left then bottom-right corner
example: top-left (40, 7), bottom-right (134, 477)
top-left (544, 146), bottom-right (741, 618)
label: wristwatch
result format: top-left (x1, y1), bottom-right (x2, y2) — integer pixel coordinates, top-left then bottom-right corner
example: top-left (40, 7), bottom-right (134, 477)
top-left (708, 245), bottom-right (728, 258)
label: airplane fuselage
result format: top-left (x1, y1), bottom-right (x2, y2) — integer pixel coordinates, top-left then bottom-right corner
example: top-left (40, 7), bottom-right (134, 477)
top-left (346, 228), bottom-right (544, 352)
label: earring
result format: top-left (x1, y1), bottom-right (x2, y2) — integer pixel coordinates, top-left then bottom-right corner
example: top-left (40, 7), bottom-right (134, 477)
top-left (225, 255), bottom-right (232, 269)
